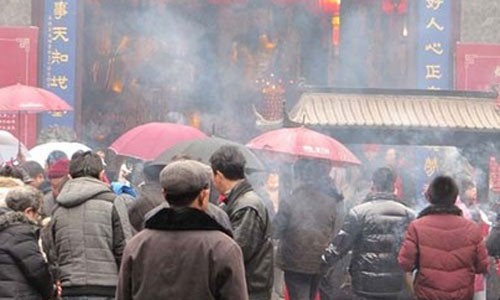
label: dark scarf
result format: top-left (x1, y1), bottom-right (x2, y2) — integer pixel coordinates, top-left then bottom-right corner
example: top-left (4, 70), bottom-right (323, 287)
top-left (418, 204), bottom-right (463, 219)
top-left (145, 206), bottom-right (232, 237)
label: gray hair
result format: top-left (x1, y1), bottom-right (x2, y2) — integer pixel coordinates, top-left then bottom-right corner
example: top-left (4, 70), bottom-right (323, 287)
top-left (5, 185), bottom-right (43, 212)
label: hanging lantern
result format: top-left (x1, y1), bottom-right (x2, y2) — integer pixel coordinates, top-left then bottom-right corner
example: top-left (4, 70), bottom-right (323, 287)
top-left (382, 0), bottom-right (408, 14)
top-left (317, 0), bottom-right (341, 45)
top-left (331, 14), bottom-right (340, 46)
top-left (318, 0), bottom-right (340, 15)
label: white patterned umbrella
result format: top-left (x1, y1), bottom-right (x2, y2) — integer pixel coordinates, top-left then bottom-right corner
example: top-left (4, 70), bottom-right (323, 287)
top-left (29, 142), bottom-right (91, 166)
top-left (0, 130), bottom-right (30, 163)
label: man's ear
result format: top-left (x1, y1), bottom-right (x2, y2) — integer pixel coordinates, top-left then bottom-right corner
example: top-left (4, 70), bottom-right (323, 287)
top-left (215, 170), bottom-right (225, 180)
top-left (198, 189), bottom-right (209, 209)
top-left (201, 189), bottom-right (210, 201)
top-left (99, 170), bottom-right (106, 182)
top-left (23, 206), bottom-right (33, 215)
top-left (23, 207), bottom-right (37, 220)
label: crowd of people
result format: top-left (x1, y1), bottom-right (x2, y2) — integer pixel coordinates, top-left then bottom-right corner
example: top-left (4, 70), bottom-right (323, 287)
top-left (0, 145), bottom-right (499, 300)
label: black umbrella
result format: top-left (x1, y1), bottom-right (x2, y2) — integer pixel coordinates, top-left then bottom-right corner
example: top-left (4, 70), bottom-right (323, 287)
top-left (152, 136), bottom-right (266, 173)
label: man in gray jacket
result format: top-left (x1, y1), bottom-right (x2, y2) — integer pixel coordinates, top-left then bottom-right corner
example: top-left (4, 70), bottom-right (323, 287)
top-left (210, 145), bottom-right (274, 300)
top-left (44, 151), bottom-right (126, 300)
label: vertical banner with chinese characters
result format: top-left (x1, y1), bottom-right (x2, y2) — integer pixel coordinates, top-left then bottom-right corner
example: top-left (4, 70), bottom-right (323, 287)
top-left (489, 157), bottom-right (500, 193)
top-left (41, 0), bottom-right (77, 128)
top-left (414, 147), bottom-right (440, 210)
top-left (416, 0), bottom-right (452, 90)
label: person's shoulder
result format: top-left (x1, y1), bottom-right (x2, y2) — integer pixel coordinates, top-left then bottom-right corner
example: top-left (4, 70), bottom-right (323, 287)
top-left (1, 218), bottom-right (37, 243)
top-left (125, 229), bottom-right (159, 249)
top-left (460, 217), bottom-right (483, 235)
top-left (236, 190), bottom-right (266, 210)
top-left (210, 231), bottom-right (242, 254)
top-left (350, 201), bottom-right (373, 213)
top-left (388, 200), bottom-right (416, 215)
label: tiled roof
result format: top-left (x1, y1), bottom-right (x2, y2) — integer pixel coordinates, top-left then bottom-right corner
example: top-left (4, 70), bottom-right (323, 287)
top-left (289, 90), bottom-right (500, 131)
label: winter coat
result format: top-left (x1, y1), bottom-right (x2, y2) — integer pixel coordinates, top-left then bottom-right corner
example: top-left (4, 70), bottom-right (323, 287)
top-left (128, 182), bottom-right (164, 232)
top-left (116, 206), bottom-right (248, 300)
top-left (221, 179), bottom-right (274, 300)
top-left (0, 207), bottom-right (53, 300)
top-left (487, 215), bottom-right (500, 257)
top-left (43, 177), bottom-right (126, 297)
top-left (398, 205), bottom-right (489, 300)
top-left (273, 183), bottom-right (340, 274)
top-left (129, 182), bottom-right (233, 234)
top-left (323, 192), bottom-right (415, 298)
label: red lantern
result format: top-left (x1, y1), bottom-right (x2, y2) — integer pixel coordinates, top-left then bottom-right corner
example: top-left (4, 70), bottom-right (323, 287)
top-left (318, 0), bottom-right (340, 15)
top-left (317, 0), bottom-right (341, 46)
top-left (382, 0), bottom-right (408, 14)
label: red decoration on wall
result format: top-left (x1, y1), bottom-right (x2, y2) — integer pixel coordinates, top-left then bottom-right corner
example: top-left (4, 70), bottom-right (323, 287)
top-left (382, 0), bottom-right (408, 14)
top-left (318, 0), bottom-right (340, 15)
top-left (317, 0), bottom-right (341, 45)
top-left (490, 157), bottom-right (500, 193)
top-left (0, 27), bottom-right (39, 147)
top-left (456, 43), bottom-right (500, 91)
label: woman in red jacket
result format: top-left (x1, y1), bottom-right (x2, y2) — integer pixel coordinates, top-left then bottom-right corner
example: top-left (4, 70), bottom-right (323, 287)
top-left (398, 175), bottom-right (489, 300)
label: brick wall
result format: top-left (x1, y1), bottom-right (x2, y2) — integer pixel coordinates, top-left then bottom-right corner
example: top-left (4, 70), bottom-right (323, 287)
top-left (0, 0), bottom-right (31, 26)
top-left (461, 0), bottom-right (500, 43)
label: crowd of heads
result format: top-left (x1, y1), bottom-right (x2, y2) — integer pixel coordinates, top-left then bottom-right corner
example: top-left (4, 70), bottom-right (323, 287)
top-left (0, 143), bottom-right (487, 224)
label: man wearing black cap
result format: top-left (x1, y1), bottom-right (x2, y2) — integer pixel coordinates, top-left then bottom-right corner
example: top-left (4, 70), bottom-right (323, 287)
top-left (116, 160), bottom-right (248, 300)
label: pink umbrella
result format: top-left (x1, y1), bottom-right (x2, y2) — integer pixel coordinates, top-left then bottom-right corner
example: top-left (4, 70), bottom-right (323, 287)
top-left (0, 83), bottom-right (73, 160)
top-left (247, 127), bottom-right (361, 166)
top-left (109, 122), bottom-right (207, 161)
top-left (0, 83), bottom-right (73, 112)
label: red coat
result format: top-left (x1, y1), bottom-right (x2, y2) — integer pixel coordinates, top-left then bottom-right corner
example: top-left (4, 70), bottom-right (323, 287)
top-left (398, 207), bottom-right (489, 300)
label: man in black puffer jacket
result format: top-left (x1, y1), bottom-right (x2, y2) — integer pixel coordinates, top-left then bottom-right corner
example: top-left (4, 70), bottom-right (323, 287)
top-left (0, 186), bottom-right (54, 300)
top-left (43, 151), bottom-right (126, 299)
top-left (322, 167), bottom-right (415, 300)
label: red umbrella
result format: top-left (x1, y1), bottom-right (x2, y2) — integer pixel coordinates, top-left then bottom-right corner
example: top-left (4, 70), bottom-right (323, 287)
top-left (247, 127), bottom-right (361, 166)
top-left (0, 83), bottom-right (73, 112)
top-left (109, 122), bottom-right (207, 161)
top-left (0, 83), bottom-right (73, 160)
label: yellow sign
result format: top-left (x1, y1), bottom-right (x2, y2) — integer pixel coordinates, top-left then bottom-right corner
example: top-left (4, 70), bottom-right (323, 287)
top-left (53, 1), bottom-right (69, 20)
top-left (426, 17), bottom-right (445, 31)
top-left (52, 27), bottom-right (69, 42)
top-left (425, 43), bottom-right (444, 55)
top-left (426, 0), bottom-right (444, 10)
top-left (425, 65), bottom-right (442, 79)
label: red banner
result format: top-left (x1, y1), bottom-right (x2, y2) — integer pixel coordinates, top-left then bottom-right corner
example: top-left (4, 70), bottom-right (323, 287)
top-left (0, 26), bottom-right (39, 147)
top-left (489, 157), bottom-right (500, 193)
top-left (456, 43), bottom-right (500, 91)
